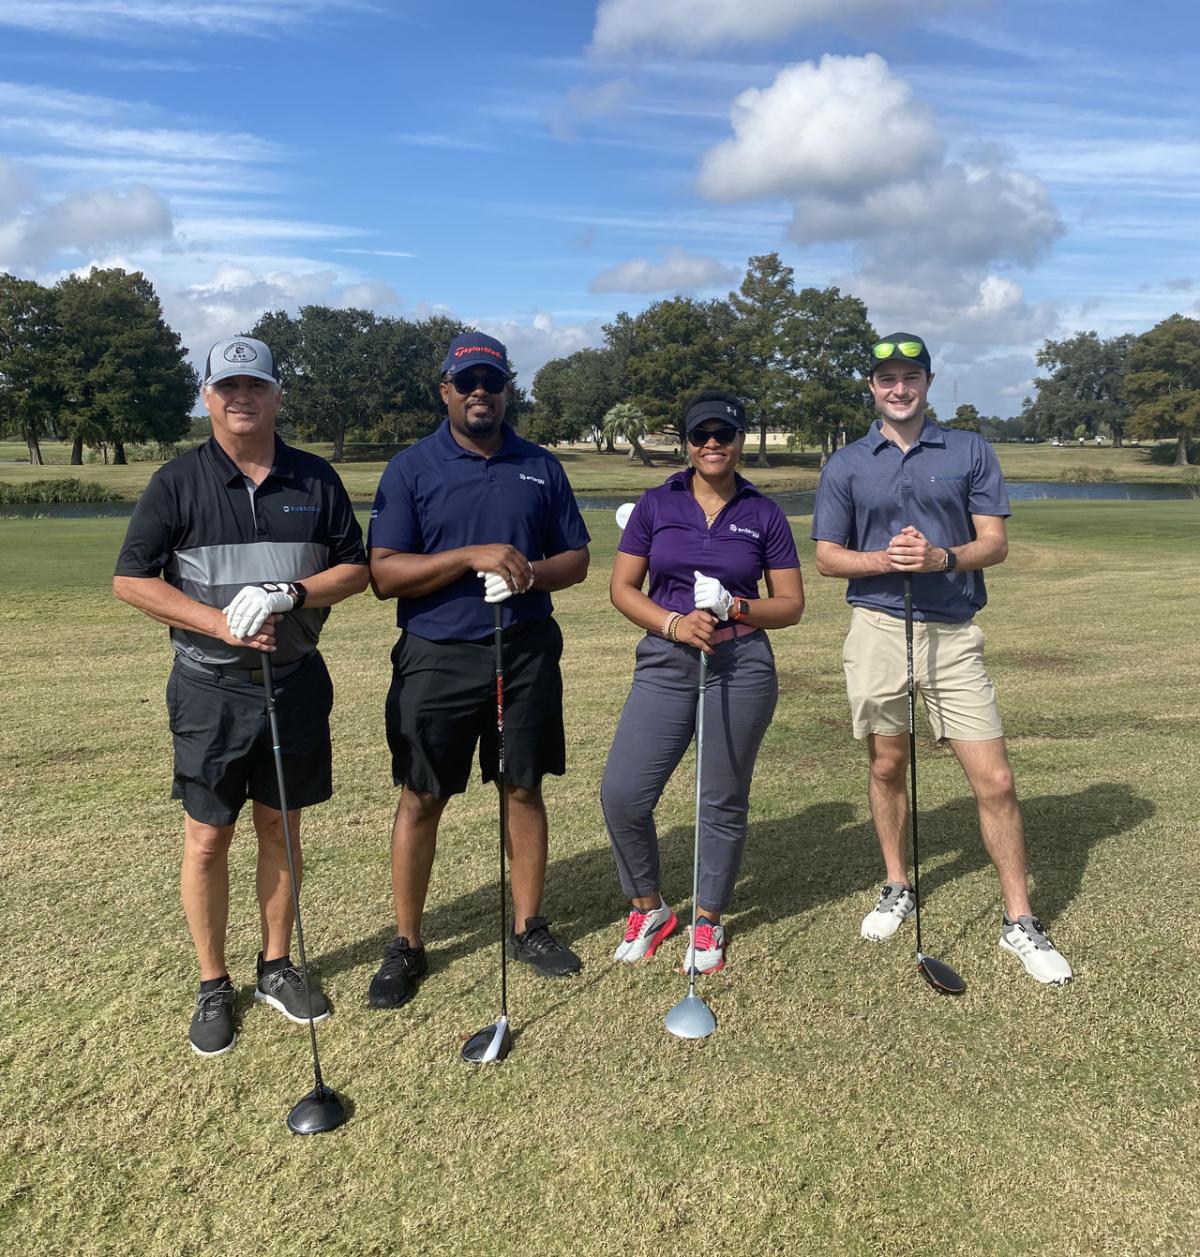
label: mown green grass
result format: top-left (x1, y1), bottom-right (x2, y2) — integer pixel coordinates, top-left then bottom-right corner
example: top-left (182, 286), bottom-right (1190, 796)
top-left (2, 437), bottom-right (1196, 502)
top-left (1, 501), bottom-right (1198, 1255)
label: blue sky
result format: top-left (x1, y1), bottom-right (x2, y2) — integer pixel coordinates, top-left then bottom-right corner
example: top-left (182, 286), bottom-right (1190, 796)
top-left (0, 0), bottom-right (1196, 417)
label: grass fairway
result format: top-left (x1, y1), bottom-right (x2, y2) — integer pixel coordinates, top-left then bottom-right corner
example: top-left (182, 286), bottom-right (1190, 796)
top-left (2, 437), bottom-right (1198, 502)
top-left (1, 501), bottom-right (1198, 1255)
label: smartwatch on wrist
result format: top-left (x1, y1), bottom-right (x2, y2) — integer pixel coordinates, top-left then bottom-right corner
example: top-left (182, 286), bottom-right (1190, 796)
top-left (942, 549), bottom-right (957, 573)
top-left (730, 598), bottom-right (750, 621)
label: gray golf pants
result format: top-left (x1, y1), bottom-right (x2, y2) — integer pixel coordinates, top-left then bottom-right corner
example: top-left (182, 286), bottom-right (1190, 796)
top-left (600, 631), bottom-right (778, 913)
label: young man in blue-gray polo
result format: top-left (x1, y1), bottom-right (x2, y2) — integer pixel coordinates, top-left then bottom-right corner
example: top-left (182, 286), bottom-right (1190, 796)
top-left (366, 332), bottom-right (591, 1008)
top-left (811, 333), bottom-right (1072, 985)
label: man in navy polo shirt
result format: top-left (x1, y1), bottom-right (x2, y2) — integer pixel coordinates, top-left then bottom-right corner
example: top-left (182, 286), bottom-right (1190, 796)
top-left (114, 336), bottom-right (370, 1056)
top-left (812, 333), bottom-right (1072, 985)
top-left (366, 332), bottom-right (591, 1008)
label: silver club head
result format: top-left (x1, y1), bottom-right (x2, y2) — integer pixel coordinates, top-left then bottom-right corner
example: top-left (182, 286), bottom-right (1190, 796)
top-left (664, 994), bottom-right (716, 1040)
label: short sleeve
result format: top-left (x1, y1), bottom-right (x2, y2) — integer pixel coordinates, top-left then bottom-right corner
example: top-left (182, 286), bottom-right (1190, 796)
top-left (968, 438), bottom-right (1011, 517)
top-left (323, 471), bottom-right (367, 566)
top-left (114, 471), bottom-right (176, 577)
top-left (762, 503), bottom-right (801, 569)
top-left (616, 493), bottom-right (653, 557)
top-left (368, 456), bottom-right (422, 553)
top-left (810, 459), bottom-right (854, 543)
top-left (540, 457), bottom-right (591, 556)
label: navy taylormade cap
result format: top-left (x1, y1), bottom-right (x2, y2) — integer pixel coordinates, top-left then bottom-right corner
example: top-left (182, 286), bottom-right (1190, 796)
top-left (869, 332), bottom-right (932, 375)
top-left (203, 337), bottom-right (280, 386)
top-left (684, 395), bottom-right (748, 435)
top-left (440, 332), bottom-right (513, 377)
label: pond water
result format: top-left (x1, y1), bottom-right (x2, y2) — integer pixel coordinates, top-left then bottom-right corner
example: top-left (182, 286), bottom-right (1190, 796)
top-left (2, 480), bottom-right (1196, 519)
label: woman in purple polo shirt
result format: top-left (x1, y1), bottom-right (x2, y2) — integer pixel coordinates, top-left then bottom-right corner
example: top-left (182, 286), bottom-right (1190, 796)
top-left (600, 391), bottom-right (804, 974)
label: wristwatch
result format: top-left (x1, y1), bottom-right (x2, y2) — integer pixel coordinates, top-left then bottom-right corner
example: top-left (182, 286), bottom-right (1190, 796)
top-left (730, 598), bottom-right (750, 621)
top-left (941, 548), bottom-right (957, 573)
top-left (287, 581), bottom-right (308, 608)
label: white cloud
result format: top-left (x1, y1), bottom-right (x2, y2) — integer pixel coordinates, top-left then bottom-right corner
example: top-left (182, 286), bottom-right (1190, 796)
top-left (174, 216), bottom-right (369, 244)
top-left (475, 312), bottom-right (606, 383)
top-left (698, 55), bottom-right (943, 202)
top-left (0, 170), bottom-right (173, 270)
top-left (589, 246), bottom-right (740, 293)
top-left (590, 0), bottom-right (961, 55)
top-left (338, 280), bottom-right (400, 310)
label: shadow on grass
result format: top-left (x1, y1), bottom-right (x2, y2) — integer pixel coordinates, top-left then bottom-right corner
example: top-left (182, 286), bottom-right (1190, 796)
top-left (317, 781), bottom-right (1149, 981)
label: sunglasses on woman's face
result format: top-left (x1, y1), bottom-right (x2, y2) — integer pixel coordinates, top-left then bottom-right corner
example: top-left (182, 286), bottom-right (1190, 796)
top-left (687, 424), bottom-right (739, 446)
top-left (448, 368), bottom-right (509, 395)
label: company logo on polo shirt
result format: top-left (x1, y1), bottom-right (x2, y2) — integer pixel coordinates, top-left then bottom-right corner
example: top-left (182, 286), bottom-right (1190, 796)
top-left (729, 522), bottom-right (760, 540)
top-left (224, 342), bottom-right (258, 364)
top-left (518, 472), bottom-right (545, 485)
top-left (283, 504), bottom-right (319, 513)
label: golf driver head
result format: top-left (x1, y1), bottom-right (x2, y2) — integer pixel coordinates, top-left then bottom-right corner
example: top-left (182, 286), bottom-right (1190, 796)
top-left (664, 993), bottom-right (717, 1040)
top-left (286, 1083), bottom-right (347, 1135)
top-left (461, 1015), bottom-right (513, 1064)
top-left (614, 502), bottom-right (635, 531)
top-left (917, 953), bottom-right (967, 996)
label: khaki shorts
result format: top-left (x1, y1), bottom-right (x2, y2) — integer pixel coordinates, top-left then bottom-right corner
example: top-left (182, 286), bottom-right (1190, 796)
top-left (842, 607), bottom-right (1004, 742)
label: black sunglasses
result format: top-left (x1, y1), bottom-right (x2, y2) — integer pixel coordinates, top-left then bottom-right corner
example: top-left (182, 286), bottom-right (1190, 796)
top-left (448, 368), bottom-right (509, 395)
top-left (687, 424), bottom-right (739, 447)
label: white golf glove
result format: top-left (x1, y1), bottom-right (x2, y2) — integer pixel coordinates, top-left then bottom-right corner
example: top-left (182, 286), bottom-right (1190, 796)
top-left (476, 571), bottom-right (515, 604)
top-left (693, 570), bottom-right (734, 621)
top-left (224, 583), bottom-right (295, 639)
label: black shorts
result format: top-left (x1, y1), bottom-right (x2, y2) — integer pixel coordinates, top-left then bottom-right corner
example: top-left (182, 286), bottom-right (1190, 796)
top-left (167, 653), bottom-right (334, 826)
top-left (385, 619), bottom-right (566, 798)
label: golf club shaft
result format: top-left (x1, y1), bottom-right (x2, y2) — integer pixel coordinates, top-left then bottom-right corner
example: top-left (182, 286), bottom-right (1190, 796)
top-left (902, 576), bottom-right (924, 959)
top-left (687, 649), bottom-right (708, 996)
top-left (493, 604), bottom-right (509, 1019)
top-left (262, 653), bottom-right (326, 1091)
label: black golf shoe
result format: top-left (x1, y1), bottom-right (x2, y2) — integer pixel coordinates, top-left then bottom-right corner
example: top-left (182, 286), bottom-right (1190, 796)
top-left (507, 917), bottom-right (582, 978)
top-left (368, 936), bottom-right (428, 1009)
top-left (189, 979), bottom-right (238, 1057)
top-left (254, 953), bottom-right (331, 1025)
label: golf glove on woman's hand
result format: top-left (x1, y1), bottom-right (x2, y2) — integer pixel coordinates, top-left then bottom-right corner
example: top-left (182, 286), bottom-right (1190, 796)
top-left (477, 571), bottom-right (516, 604)
top-left (693, 570), bottom-right (734, 621)
top-left (224, 583), bottom-right (295, 639)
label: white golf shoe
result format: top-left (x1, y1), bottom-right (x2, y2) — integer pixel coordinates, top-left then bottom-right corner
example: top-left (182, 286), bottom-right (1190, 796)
top-left (1000, 915), bottom-right (1073, 985)
top-left (613, 900), bottom-right (678, 963)
top-left (681, 918), bottom-right (726, 974)
top-left (860, 882), bottom-right (916, 941)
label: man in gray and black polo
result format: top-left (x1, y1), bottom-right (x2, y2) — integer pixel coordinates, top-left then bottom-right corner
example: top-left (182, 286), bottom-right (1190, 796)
top-left (114, 336), bottom-right (369, 1056)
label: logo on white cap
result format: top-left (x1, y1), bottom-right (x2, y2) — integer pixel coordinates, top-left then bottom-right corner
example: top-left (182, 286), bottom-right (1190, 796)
top-left (224, 342), bottom-right (258, 364)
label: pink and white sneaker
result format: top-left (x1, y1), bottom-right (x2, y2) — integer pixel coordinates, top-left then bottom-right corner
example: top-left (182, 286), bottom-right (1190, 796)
top-left (613, 900), bottom-right (678, 963)
top-left (681, 918), bottom-right (726, 974)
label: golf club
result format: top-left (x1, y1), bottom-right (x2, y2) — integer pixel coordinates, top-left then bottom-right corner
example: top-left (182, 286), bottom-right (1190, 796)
top-left (903, 575), bottom-right (966, 996)
top-left (665, 648), bottom-right (718, 1041)
top-left (461, 602), bottom-right (514, 1064)
top-left (261, 653), bottom-right (349, 1134)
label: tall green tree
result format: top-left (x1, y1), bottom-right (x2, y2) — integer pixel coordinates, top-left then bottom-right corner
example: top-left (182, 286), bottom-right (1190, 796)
top-left (0, 275), bottom-right (60, 465)
top-left (1026, 331), bottom-right (1134, 444)
top-left (728, 253), bottom-right (797, 467)
top-left (950, 403), bottom-right (982, 431)
top-left (55, 268), bottom-right (196, 464)
top-left (612, 297), bottom-right (734, 439)
top-left (1126, 314), bottom-right (1200, 466)
top-left (786, 286), bottom-right (876, 463)
top-left (249, 306), bottom-right (393, 460)
top-left (529, 346), bottom-right (621, 449)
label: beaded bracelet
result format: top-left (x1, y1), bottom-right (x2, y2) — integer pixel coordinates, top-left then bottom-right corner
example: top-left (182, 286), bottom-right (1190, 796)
top-left (667, 614), bottom-right (682, 642)
top-left (662, 611), bottom-right (681, 641)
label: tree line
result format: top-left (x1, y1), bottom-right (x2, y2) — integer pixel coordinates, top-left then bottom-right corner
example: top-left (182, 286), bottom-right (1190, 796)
top-left (2, 259), bottom-right (1196, 467)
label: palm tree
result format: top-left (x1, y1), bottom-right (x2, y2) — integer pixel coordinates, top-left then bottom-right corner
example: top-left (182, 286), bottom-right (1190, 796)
top-left (601, 401), bottom-right (654, 466)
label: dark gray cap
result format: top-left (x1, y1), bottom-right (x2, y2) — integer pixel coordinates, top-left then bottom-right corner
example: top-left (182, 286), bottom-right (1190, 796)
top-left (203, 337), bottom-right (280, 386)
